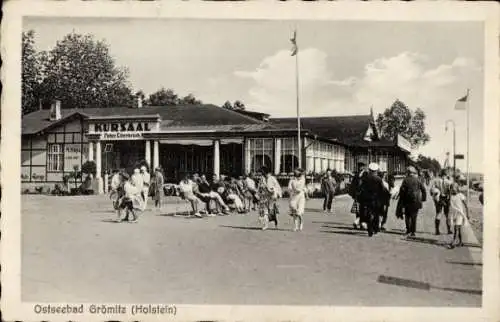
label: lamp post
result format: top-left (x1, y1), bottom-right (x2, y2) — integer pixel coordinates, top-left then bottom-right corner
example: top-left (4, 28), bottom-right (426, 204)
top-left (445, 119), bottom-right (456, 178)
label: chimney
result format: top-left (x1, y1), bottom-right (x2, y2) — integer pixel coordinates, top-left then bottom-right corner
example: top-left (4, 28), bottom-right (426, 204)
top-left (137, 97), bottom-right (143, 108)
top-left (49, 100), bottom-right (62, 121)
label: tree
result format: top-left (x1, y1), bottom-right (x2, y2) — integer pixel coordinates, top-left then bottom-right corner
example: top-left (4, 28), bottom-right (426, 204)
top-left (415, 154), bottom-right (442, 176)
top-left (36, 32), bottom-right (135, 109)
top-left (376, 99), bottom-right (430, 148)
top-left (233, 100), bottom-right (246, 110)
top-left (22, 30), bottom-right (42, 114)
top-left (146, 88), bottom-right (180, 106)
top-left (221, 100), bottom-right (245, 110)
top-left (221, 101), bottom-right (233, 109)
top-left (135, 90), bottom-right (146, 101)
top-left (179, 93), bottom-right (202, 105)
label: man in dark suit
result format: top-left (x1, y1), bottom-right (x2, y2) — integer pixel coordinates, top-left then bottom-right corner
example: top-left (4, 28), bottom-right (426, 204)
top-left (399, 166), bottom-right (427, 238)
top-left (358, 163), bottom-right (386, 237)
top-left (349, 162), bottom-right (367, 229)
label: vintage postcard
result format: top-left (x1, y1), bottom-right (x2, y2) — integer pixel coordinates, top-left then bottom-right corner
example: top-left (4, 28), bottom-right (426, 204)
top-left (1, 1), bottom-right (499, 321)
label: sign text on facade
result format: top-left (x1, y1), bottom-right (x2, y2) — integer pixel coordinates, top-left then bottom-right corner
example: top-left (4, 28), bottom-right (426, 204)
top-left (92, 122), bottom-right (153, 133)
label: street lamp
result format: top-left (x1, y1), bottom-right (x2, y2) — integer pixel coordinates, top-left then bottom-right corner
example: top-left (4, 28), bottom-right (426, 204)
top-left (445, 119), bottom-right (456, 178)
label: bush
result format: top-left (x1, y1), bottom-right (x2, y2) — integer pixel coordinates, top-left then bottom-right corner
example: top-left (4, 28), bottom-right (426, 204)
top-left (51, 184), bottom-right (68, 196)
top-left (82, 161), bottom-right (97, 177)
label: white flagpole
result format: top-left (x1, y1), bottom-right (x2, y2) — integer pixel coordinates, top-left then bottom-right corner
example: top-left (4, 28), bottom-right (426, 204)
top-left (296, 39), bottom-right (301, 169)
top-left (466, 88), bottom-right (470, 207)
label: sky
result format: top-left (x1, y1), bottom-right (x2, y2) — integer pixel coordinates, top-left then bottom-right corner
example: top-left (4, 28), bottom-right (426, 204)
top-left (24, 17), bottom-right (485, 173)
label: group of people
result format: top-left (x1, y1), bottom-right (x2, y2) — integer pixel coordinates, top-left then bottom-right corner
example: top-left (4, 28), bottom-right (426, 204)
top-left (109, 165), bottom-right (164, 223)
top-left (429, 169), bottom-right (469, 248)
top-left (348, 162), bottom-right (396, 237)
top-left (175, 167), bottom-right (284, 230)
top-left (348, 161), bottom-right (470, 248)
top-left (107, 161), bottom-right (471, 246)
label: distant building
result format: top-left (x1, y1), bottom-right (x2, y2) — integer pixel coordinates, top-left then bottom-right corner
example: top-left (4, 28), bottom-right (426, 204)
top-left (21, 101), bottom-right (410, 193)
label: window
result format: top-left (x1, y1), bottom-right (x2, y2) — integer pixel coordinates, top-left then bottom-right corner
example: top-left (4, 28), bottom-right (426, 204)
top-left (47, 144), bottom-right (64, 172)
top-left (248, 138), bottom-right (273, 173)
top-left (280, 137), bottom-right (298, 173)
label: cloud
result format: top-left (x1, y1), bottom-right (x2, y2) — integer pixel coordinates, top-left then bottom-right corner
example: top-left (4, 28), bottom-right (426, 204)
top-left (235, 50), bottom-right (481, 118)
top-left (235, 50), bottom-right (483, 171)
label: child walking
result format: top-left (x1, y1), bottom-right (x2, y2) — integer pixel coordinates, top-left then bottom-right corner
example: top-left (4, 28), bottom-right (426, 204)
top-left (448, 183), bottom-right (469, 249)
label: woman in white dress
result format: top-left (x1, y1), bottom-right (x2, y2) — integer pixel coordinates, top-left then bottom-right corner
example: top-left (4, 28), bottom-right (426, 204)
top-left (288, 168), bottom-right (308, 231)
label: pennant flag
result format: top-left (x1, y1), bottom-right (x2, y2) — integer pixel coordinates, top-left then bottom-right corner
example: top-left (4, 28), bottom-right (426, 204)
top-left (290, 30), bottom-right (298, 56)
top-left (455, 94), bottom-right (468, 110)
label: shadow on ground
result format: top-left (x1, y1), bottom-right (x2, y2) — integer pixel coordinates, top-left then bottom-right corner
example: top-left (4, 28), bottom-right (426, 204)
top-left (377, 274), bottom-right (482, 296)
top-left (220, 225), bottom-right (291, 232)
top-left (446, 260), bottom-right (483, 266)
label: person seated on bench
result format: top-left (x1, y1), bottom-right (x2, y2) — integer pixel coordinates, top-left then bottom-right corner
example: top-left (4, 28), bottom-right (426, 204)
top-left (178, 174), bottom-right (202, 218)
top-left (222, 177), bottom-right (246, 213)
top-left (196, 174), bottom-right (229, 215)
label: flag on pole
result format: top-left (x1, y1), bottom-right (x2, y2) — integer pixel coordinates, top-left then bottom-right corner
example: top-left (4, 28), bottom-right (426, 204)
top-left (290, 30), bottom-right (298, 56)
top-left (455, 93), bottom-right (468, 110)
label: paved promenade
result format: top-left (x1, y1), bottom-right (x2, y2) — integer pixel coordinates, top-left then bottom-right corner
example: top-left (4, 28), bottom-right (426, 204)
top-left (22, 193), bottom-right (482, 306)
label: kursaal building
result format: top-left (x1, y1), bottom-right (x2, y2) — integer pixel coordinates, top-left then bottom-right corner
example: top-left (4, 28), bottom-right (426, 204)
top-left (21, 100), bottom-right (412, 193)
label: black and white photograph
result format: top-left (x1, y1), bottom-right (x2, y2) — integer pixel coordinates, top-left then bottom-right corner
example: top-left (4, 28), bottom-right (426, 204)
top-left (2, 2), bottom-right (499, 321)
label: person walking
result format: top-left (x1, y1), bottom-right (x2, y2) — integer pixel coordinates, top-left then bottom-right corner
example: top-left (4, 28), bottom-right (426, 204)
top-left (257, 168), bottom-right (281, 230)
top-left (109, 169), bottom-right (122, 210)
top-left (288, 168), bottom-right (308, 231)
top-left (429, 170), bottom-right (453, 235)
top-left (152, 168), bottom-right (164, 211)
top-left (379, 172), bottom-right (391, 232)
top-left (264, 167), bottom-right (281, 228)
top-left (117, 172), bottom-right (143, 223)
top-left (398, 166), bottom-right (427, 238)
top-left (131, 168), bottom-right (144, 193)
top-left (140, 166), bottom-right (151, 211)
top-left (448, 183), bottom-right (469, 249)
top-left (349, 162), bottom-right (367, 229)
top-left (358, 163), bottom-right (386, 237)
top-left (321, 169), bottom-right (337, 214)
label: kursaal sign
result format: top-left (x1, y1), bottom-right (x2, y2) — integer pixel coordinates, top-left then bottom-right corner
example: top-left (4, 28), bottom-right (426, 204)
top-left (92, 122), bottom-right (154, 133)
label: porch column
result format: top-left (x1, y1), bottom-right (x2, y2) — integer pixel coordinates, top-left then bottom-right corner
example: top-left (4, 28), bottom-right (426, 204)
top-left (145, 140), bottom-right (151, 166)
top-left (274, 138), bottom-right (281, 175)
top-left (213, 139), bottom-right (220, 178)
top-left (95, 141), bottom-right (103, 194)
top-left (153, 140), bottom-right (160, 170)
top-left (88, 141), bottom-right (94, 161)
top-left (245, 139), bottom-right (251, 174)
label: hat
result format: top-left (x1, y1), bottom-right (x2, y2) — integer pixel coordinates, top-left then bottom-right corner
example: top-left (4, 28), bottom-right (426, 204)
top-left (368, 163), bottom-right (379, 171)
top-left (407, 166), bottom-right (417, 174)
top-left (121, 172), bottom-right (130, 180)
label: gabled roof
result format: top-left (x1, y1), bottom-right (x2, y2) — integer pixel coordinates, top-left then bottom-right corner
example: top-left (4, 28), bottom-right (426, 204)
top-left (22, 110), bottom-right (87, 135)
top-left (22, 104), bottom-right (275, 135)
top-left (270, 115), bottom-right (377, 146)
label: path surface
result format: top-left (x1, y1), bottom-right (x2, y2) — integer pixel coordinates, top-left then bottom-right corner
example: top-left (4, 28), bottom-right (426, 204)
top-left (22, 193), bottom-right (482, 306)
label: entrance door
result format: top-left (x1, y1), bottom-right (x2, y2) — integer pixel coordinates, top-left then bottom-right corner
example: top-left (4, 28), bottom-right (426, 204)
top-left (160, 144), bottom-right (213, 183)
top-left (220, 143), bottom-right (243, 177)
top-left (111, 141), bottom-right (145, 173)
